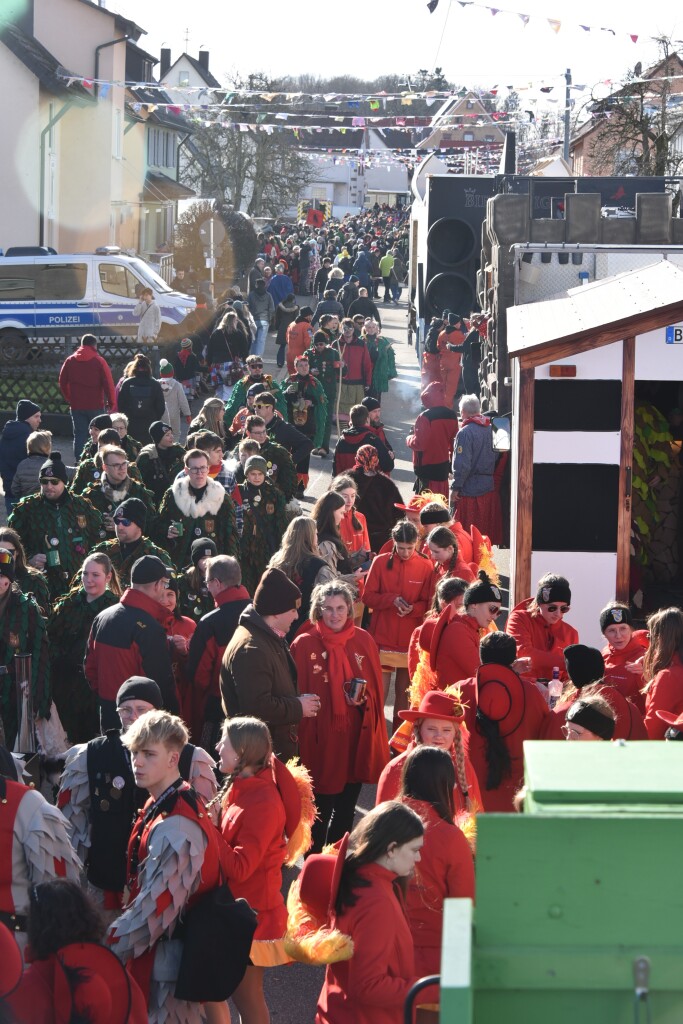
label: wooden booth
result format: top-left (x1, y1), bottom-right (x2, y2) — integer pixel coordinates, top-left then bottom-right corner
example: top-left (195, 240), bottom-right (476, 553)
top-left (507, 259), bottom-right (683, 647)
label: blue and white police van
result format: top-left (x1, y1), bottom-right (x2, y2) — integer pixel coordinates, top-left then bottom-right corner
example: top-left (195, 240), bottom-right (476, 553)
top-left (0, 252), bottom-right (196, 359)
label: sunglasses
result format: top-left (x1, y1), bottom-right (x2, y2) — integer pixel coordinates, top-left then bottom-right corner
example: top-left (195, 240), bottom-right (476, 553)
top-left (251, 363), bottom-right (264, 369)
top-left (488, 606), bottom-right (501, 615)
top-left (0, 549), bottom-right (13, 566)
top-left (114, 517), bottom-right (133, 527)
top-left (41, 477), bottom-right (61, 485)
top-left (547, 604), bottom-right (570, 614)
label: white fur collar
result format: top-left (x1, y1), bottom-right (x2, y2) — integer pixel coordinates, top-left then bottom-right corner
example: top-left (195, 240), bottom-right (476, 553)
top-left (171, 475), bottom-right (226, 517)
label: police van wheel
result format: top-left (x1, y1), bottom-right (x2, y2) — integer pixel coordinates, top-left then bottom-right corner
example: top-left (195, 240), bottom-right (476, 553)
top-left (0, 329), bottom-right (30, 365)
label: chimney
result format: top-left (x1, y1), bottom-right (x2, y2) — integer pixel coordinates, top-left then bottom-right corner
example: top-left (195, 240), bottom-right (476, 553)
top-left (198, 50), bottom-right (210, 72)
top-left (159, 48), bottom-right (171, 78)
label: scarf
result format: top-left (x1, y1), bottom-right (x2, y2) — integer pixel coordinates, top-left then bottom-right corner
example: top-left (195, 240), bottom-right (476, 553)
top-left (460, 414), bottom-right (490, 428)
top-left (354, 444), bottom-right (379, 474)
top-left (314, 618), bottom-right (356, 732)
top-left (177, 348), bottom-right (192, 367)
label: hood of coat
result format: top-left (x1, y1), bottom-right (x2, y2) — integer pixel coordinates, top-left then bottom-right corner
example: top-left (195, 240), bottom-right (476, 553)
top-left (73, 345), bottom-right (99, 362)
top-left (170, 474), bottom-right (227, 517)
top-left (421, 381), bottom-right (447, 409)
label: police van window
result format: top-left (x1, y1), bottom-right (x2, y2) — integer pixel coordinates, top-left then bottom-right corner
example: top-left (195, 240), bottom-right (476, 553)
top-left (99, 263), bottom-right (139, 298)
top-left (35, 263), bottom-right (87, 300)
top-left (0, 265), bottom-right (38, 301)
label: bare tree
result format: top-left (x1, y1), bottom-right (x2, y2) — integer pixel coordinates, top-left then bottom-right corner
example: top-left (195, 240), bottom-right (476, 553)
top-left (587, 35), bottom-right (683, 176)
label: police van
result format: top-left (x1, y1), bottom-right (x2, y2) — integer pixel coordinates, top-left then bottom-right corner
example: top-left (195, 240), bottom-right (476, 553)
top-left (0, 252), bottom-right (196, 358)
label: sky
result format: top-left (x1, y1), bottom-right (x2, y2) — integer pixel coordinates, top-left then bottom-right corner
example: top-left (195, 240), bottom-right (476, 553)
top-left (108, 0), bottom-right (683, 105)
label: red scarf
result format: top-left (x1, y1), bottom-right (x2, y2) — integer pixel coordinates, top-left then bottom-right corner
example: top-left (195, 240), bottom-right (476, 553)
top-left (460, 413), bottom-right (490, 427)
top-left (314, 618), bottom-right (356, 732)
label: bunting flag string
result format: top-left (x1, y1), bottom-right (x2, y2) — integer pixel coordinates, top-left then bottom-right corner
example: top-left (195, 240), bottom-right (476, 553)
top-left (445, 0), bottom-right (640, 43)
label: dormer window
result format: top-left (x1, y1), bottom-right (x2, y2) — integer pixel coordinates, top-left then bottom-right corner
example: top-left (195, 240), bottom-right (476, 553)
top-left (179, 71), bottom-right (190, 87)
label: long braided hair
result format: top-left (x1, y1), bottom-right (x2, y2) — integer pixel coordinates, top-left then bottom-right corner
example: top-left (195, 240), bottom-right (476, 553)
top-left (211, 716), bottom-right (272, 813)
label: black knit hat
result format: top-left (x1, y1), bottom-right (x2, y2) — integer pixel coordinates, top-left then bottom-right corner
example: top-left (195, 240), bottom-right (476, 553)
top-left (16, 399), bottom-right (40, 422)
top-left (90, 414), bottom-right (113, 431)
top-left (253, 567), bottom-right (301, 616)
top-left (536, 577), bottom-right (571, 605)
top-left (361, 396), bottom-right (381, 412)
top-left (563, 644), bottom-right (605, 689)
top-left (130, 555), bottom-right (171, 585)
top-left (149, 421), bottom-right (173, 445)
top-left (116, 676), bottom-right (163, 708)
top-left (419, 502), bottom-right (451, 527)
top-left (39, 452), bottom-right (67, 484)
top-left (114, 497), bottom-right (147, 531)
top-left (464, 570), bottom-right (502, 608)
top-left (599, 603), bottom-right (633, 633)
top-left (191, 537), bottom-right (217, 567)
top-left (300, 306), bottom-right (314, 318)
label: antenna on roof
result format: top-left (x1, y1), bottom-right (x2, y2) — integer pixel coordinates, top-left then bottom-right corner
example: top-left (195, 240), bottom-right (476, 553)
top-left (184, 27), bottom-right (190, 50)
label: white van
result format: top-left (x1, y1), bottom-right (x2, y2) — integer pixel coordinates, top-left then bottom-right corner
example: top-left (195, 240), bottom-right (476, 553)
top-left (0, 253), bottom-right (196, 358)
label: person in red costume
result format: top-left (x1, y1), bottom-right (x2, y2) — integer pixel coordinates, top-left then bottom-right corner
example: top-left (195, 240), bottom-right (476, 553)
top-left (542, 644), bottom-right (647, 741)
top-left (599, 602), bottom-right (649, 714)
top-left (215, 715), bottom-right (313, 1023)
top-left (363, 520), bottom-right (434, 728)
top-left (398, 746), bottom-right (475, 988)
top-left (436, 313), bottom-right (466, 408)
top-left (331, 474), bottom-right (371, 558)
top-left (562, 691), bottom-right (616, 741)
top-left (406, 381), bottom-right (458, 498)
top-left (506, 573), bottom-right (579, 681)
top-left (159, 571), bottom-right (196, 727)
top-left (642, 607), bottom-right (683, 739)
top-left (431, 570), bottom-right (502, 690)
top-left (408, 576), bottom-right (469, 679)
top-left (426, 526), bottom-right (476, 583)
top-left (296, 802), bottom-right (425, 1024)
top-left (291, 581), bottom-right (389, 852)
top-left (467, 633), bottom-right (549, 812)
top-left (377, 689), bottom-right (481, 816)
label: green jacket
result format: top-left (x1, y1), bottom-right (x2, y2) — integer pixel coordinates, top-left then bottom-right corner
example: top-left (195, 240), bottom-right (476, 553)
top-left (233, 439), bottom-right (297, 502)
top-left (367, 335), bottom-right (397, 395)
top-left (0, 588), bottom-right (50, 747)
top-left (237, 481), bottom-right (288, 595)
top-left (223, 373), bottom-right (286, 428)
top-left (306, 343), bottom-right (342, 397)
top-left (88, 535), bottom-right (175, 586)
top-left (81, 477), bottom-right (157, 533)
top-left (136, 443), bottom-right (186, 504)
top-left (282, 373), bottom-right (328, 450)
top-left (154, 476), bottom-right (239, 568)
top-left (70, 456), bottom-right (143, 495)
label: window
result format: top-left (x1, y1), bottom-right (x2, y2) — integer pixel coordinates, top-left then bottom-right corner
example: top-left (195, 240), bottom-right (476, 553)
top-left (0, 265), bottom-right (37, 301)
top-left (99, 263), bottom-right (139, 298)
top-left (147, 128), bottom-right (177, 168)
top-left (179, 71), bottom-right (190, 87)
top-left (484, 134), bottom-right (494, 143)
top-left (36, 263), bottom-right (87, 300)
top-left (463, 131), bottom-right (475, 142)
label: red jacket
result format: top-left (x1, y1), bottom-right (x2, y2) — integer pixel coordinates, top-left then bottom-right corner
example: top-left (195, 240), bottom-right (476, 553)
top-left (406, 382), bottom-right (458, 480)
top-left (286, 320), bottom-right (314, 374)
top-left (402, 799), bottom-right (475, 977)
top-left (58, 344), bottom-right (116, 411)
top-left (340, 337), bottom-right (372, 387)
top-left (542, 682), bottom-right (648, 741)
top-left (291, 627), bottom-right (388, 793)
top-left (430, 609), bottom-right (482, 688)
top-left (363, 550), bottom-right (434, 652)
top-left (376, 739), bottom-right (482, 816)
top-left (644, 654), bottom-right (683, 739)
top-left (220, 768), bottom-right (288, 940)
top-left (602, 631), bottom-right (649, 714)
top-left (84, 588), bottom-right (178, 728)
top-left (467, 667), bottom-right (549, 812)
top-left (506, 598), bottom-right (579, 679)
top-left (316, 862), bottom-right (416, 1024)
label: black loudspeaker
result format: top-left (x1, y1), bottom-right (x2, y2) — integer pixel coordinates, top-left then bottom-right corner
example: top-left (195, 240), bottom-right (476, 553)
top-left (424, 176), bottom-right (497, 319)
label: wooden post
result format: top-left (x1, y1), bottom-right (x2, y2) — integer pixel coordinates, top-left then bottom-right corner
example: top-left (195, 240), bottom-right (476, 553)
top-left (513, 367), bottom-right (534, 602)
top-left (616, 337), bottom-right (635, 601)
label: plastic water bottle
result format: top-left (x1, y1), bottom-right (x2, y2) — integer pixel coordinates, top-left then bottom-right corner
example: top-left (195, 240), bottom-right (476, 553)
top-left (548, 667), bottom-right (562, 710)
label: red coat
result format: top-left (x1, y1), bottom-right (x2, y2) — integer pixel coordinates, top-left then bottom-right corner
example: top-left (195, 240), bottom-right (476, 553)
top-left (290, 627), bottom-right (389, 793)
top-left (433, 556), bottom-right (476, 584)
top-left (220, 768), bottom-right (288, 940)
top-left (341, 337), bottom-right (372, 387)
top-left (431, 610), bottom-right (482, 688)
top-left (406, 382), bottom-right (458, 485)
top-left (58, 344), bottom-right (116, 411)
top-left (602, 631), bottom-right (649, 714)
top-left (376, 739), bottom-right (482, 816)
top-left (340, 508), bottom-right (370, 554)
top-left (316, 862), bottom-right (416, 1024)
top-left (506, 598), bottom-right (579, 679)
top-left (402, 799), bottom-right (475, 977)
top-left (286, 320), bottom-right (314, 374)
top-left (468, 671), bottom-right (549, 812)
top-left (644, 654), bottom-right (683, 739)
top-left (363, 551), bottom-right (434, 652)
top-left (8, 955), bottom-right (147, 1024)
top-left (542, 682), bottom-right (648, 741)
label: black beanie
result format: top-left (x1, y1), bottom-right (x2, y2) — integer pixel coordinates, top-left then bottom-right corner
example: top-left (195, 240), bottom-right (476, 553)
top-left (90, 414), bottom-right (113, 431)
top-left (191, 537), bottom-right (217, 567)
top-left (419, 502), bottom-right (451, 527)
top-left (253, 568), bottom-right (301, 616)
top-left (563, 645), bottom-right (605, 689)
top-left (361, 396), bottom-right (381, 413)
top-left (16, 399), bottom-right (40, 422)
top-left (599, 604), bottom-right (633, 633)
top-left (150, 421), bottom-right (173, 445)
top-left (114, 497), bottom-right (147, 531)
top-left (39, 452), bottom-right (67, 484)
top-left (464, 570), bottom-right (502, 608)
top-left (566, 699), bottom-right (615, 740)
top-left (116, 676), bottom-right (163, 708)
top-left (536, 577), bottom-right (571, 605)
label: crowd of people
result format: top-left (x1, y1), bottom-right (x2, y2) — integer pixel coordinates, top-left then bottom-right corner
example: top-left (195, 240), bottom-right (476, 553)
top-left (0, 205), bottom-right (681, 1024)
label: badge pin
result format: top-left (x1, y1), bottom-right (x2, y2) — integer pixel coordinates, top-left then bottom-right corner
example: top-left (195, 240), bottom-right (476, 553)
top-left (112, 776), bottom-right (126, 790)
top-left (100, 798), bottom-right (110, 812)
top-left (194, 527), bottom-right (202, 536)
top-left (612, 609), bottom-right (623, 623)
top-left (50, 537), bottom-right (59, 547)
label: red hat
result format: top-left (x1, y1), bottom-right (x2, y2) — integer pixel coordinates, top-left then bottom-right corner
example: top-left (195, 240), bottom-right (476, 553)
top-left (398, 689), bottom-right (465, 723)
top-left (54, 943), bottom-right (134, 1024)
top-left (0, 922), bottom-right (22, 998)
top-left (475, 663), bottom-right (526, 738)
top-left (394, 494), bottom-right (432, 513)
top-left (297, 833), bottom-right (349, 924)
top-left (656, 708), bottom-right (683, 729)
